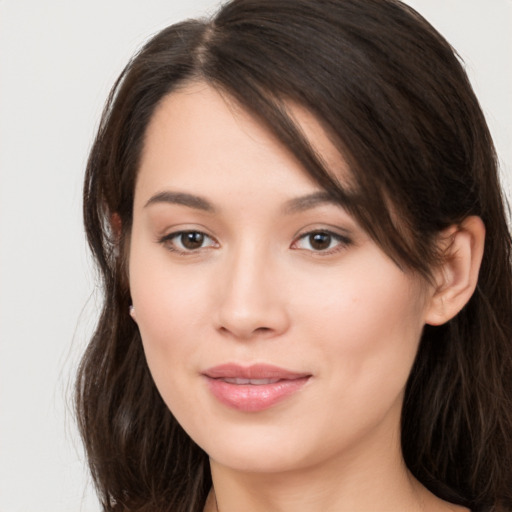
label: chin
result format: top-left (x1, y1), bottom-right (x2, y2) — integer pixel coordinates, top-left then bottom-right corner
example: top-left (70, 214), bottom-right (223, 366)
top-left (191, 421), bottom-right (327, 475)
top-left (209, 445), bottom-right (306, 474)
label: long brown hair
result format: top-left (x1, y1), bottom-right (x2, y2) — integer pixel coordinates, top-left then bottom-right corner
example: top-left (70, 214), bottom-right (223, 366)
top-left (77, 1), bottom-right (512, 510)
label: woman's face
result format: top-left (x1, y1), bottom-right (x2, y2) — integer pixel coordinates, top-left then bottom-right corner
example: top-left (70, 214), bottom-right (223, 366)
top-left (129, 83), bottom-right (434, 474)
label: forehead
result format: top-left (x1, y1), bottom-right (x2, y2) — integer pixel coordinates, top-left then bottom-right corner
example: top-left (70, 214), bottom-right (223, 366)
top-left (135, 83), bottom-right (351, 203)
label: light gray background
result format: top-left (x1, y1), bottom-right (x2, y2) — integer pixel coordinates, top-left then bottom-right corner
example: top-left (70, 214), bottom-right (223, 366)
top-left (0, 1), bottom-right (510, 511)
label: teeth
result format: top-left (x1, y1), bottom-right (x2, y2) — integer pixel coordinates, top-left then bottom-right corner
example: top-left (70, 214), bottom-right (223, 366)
top-left (223, 378), bottom-right (250, 385)
top-left (222, 378), bottom-right (280, 385)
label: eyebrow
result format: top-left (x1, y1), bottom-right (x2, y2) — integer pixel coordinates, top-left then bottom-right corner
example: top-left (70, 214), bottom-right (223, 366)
top-left (144, 191), bottom-right (216, 212)
top-left (282, 191), bottom-right (350, 214)
top-left (144, 189), bottom-right (351, 214)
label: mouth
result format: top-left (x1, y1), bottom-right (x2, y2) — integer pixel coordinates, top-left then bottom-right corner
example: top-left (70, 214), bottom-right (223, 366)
top-left (220, 377), bottom-right (282, 385)
top-left (202, 364), bottom-right (311, 412)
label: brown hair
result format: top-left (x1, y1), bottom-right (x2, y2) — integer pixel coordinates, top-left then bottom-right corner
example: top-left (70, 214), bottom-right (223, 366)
top-left (77, 0), bottom-right (512, 510)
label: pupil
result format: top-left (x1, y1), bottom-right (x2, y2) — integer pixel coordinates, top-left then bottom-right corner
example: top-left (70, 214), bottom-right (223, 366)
top-left (181, 232), bottom-right (204, 249)
top-left (310, 233), bottom-right (331, 250)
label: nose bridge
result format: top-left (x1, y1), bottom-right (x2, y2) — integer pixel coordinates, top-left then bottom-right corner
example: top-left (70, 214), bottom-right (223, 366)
top-left (215, 237), bottom-right (289, 339)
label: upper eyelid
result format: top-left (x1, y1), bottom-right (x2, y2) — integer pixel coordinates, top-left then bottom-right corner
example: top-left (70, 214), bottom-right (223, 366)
top-left (156, 231), bottom-right (218, 258)
top-left (294, 230), bottom-right (351, 243)
top-left (158, 225), bottom-right (216, 241)
top-left (297, 228), bottom-right (350, 238)
top-left (161, 230), bottom-right (216, 241)
top-left (292, 224), bottom-right (353, 240)
top-left (291, 228), bottom-right (353, 252)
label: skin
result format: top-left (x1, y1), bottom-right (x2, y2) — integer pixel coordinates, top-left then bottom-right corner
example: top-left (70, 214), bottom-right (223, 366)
top-left (128, 83), bottom-right (476, 512)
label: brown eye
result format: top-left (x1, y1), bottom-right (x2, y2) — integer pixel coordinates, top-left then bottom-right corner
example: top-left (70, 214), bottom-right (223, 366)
top-left (292, 230), bottom-right (351, 254)
top-left (160, 230), bottom-right (216, 253)
top-left (180, 231), bottom-right (205, 250)
top-left (309, 232), bottom-right (332, 250)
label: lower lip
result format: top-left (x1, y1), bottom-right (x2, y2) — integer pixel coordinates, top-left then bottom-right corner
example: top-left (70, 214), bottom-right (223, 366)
top-left (204, 377), bottom-right (310, 412)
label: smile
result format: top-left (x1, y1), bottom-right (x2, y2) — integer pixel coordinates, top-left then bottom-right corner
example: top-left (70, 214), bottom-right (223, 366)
top-left (202, 364), bottom-right (311, 412)
top-left (222, 378), bottom-right (281, 385)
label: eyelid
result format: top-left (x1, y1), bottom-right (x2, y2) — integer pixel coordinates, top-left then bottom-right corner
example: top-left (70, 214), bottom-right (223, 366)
top-left (291, 227), bottom-right (353, 254)
top-left (157, 228), bottom-right (219, 255)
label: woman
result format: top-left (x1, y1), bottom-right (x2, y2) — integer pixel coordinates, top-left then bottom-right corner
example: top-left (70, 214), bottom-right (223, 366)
top-left (76, 0), bottom-right (512, 510)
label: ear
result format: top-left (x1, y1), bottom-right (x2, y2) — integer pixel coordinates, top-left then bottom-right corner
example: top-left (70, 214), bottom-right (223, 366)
top-left (425, 216), bottom-right (485, 326)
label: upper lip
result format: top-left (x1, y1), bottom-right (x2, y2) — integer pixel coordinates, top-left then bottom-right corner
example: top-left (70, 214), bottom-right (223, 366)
top-left (202, 363), bottom-right (310, 380)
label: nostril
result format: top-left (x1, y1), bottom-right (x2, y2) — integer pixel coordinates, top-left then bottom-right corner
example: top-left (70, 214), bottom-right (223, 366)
top-left (214, 293), bottom-right (290, 340)
top-left (255, 327), bottom-right (271, 333)
top-left (217, 324), bottom-right (275, 340)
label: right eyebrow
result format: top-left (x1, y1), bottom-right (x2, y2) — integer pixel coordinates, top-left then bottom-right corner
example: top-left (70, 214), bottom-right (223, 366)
top-left (144, 191), bottom-right (216, 212)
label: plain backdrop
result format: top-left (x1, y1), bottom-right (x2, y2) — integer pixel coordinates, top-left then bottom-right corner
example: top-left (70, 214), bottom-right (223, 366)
top-left (0, 1), bottom-right (510, 510)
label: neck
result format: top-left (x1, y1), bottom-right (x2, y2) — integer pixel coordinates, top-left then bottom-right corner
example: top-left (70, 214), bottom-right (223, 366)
top-left (206, 425), bottom-right (433, 512)
top-left (203, 398), bottom-right (468, 512)
top-left (206, 459), bottom-right (465, 512)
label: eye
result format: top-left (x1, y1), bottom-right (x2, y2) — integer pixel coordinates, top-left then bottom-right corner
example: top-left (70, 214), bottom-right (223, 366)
top-left (292, 230), bottom-right (351, 253)
top-left (160, 230), bottom-right (217, 253)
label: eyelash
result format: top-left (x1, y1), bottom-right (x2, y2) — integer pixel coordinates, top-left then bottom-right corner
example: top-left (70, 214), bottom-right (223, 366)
top-left (158, 229), bottom-right (352, 256)
top-left (158, 230), bottom-right (218, 255)
top-left (292, 230), bottom-right (352, 254)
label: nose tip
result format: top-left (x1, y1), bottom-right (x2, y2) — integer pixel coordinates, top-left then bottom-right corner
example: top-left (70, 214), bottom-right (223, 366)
top-left (217, 313), bottom-right (282, 341)
top-left (214, 257), bottom-right (290, 341)
top-left (216, 293), bottom-right (290, 340)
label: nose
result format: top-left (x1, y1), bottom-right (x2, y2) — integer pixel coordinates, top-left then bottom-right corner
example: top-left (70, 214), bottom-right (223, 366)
top-left (214, 243), bottom-right (290, 340)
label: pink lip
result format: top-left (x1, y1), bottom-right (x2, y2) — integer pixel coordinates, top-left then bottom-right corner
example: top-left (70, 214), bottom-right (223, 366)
top-left (202, 364), bottom-right (311, 412)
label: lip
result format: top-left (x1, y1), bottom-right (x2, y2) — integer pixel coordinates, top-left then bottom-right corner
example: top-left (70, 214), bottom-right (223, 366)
top-left (202, 364), bottom-right (311, 412)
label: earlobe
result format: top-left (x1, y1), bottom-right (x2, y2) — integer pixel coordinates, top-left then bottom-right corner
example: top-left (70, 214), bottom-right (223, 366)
top-left (425, 216), bottom-right (485, 326)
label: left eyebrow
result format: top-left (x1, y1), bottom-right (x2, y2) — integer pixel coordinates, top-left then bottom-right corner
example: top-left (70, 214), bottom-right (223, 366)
top-left (144, 191), bottom-right (216, 212)
top-left (282, 191), bottom-right (350, 214)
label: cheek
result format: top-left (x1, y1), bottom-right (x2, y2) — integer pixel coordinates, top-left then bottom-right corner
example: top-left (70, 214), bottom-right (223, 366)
top-left (295, 261), bottom-right (426, 393)
top-left (130, 268), bottom-right (212, 419)
top-left (128, 240), bottom-right (214, 381)
top-left (284, 266), bottom-right (426, 456)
